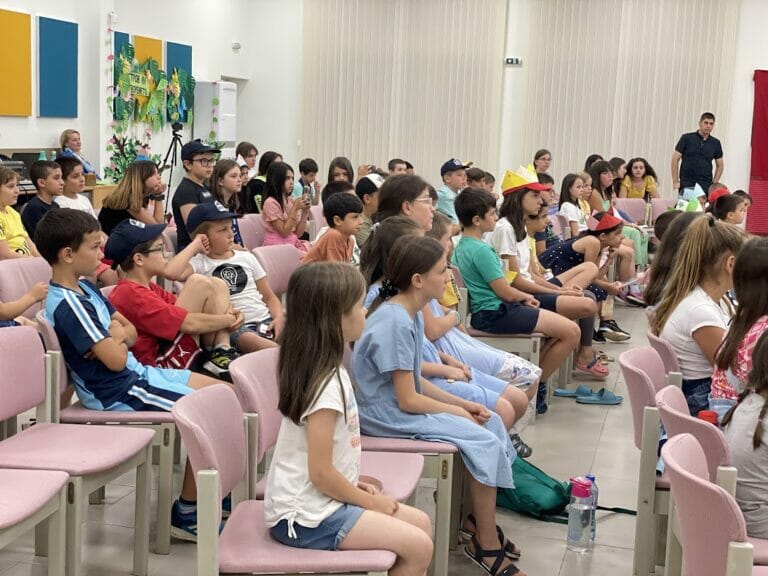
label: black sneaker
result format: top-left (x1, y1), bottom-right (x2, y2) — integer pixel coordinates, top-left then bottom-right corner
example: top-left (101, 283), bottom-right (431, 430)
top-left (593, 329), bottom-right (607, 344)
top-left (203, 346), bottom-right (237, 378)
top-left (510, 434), bottom-right (533, 458)
top-left (599, 320), bottom-right (631, 342)
top-left (536, 382), bottom-right (548, 415)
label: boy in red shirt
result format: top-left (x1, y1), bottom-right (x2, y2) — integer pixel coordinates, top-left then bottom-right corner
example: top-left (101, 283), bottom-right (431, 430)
top-left (105, 219), bottom-right (242, 379)
top-left (302, 192), bottom-right (363, 264)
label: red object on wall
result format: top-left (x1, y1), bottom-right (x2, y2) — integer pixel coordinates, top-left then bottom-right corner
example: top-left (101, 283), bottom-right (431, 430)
top-left (748, 70), bottom-right (768, 235)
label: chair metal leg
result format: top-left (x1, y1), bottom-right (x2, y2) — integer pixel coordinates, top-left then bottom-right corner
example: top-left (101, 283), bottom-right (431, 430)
top-left (155, 424), bottom-right (174, 555)
top-left (132, 447), bottom-right (151, 576)
top-left (664, 498), bottom-right (682, 576)
top-left (430, 454), bottom-right (452, 576)
top-left (48, 486), bottom-right (66, 576)
top-left (65, 478), bottom-right (83, 576)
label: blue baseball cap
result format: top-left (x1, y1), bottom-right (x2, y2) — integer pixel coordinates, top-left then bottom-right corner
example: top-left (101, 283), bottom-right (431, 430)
top-left (181, 139), bottom-right (221, 162)
top-left (440, 158), bottom-right (472, 177)
top-left (185, 201), bottom-right (236, 236)
top-left (104, 219), bottom-right (167, 269)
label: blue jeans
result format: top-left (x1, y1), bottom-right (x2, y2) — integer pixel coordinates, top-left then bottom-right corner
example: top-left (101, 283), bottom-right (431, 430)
top-left (269, 504), bottom-right (364, 551)
top-left (682, 377), bottom-right (712, 417)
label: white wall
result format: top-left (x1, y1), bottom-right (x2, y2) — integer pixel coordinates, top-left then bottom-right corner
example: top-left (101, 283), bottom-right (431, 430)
top-left (724, 0), bottom-right (768, 191)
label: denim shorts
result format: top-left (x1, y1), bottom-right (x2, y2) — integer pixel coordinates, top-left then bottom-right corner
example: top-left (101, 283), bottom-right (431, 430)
top-left (682, 377), bottom-right (712, 417)
top-left (230, 318), bottom-right (274, 347)
top-left (269, 504), bottom-right (365, 551)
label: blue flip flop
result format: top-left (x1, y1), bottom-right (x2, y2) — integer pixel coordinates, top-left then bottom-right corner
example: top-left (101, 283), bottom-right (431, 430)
top-left (553, 384), bottom-right (594, 398)
top-left (576, 388), bottom-right (623, 405)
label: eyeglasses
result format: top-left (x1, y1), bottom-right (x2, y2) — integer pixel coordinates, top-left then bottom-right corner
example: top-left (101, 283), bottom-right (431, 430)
top-left (193, 158), bottom-right (216, 167)
top-left (142, 246), bottom-right (166, 255)
top-left (413, 197), bottom-right (436, 207)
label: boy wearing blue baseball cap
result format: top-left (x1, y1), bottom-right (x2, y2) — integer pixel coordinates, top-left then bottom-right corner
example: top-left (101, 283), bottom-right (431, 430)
top-left (436, 157), bottom-right (471, 233)
top-left (165, 201), bottom-right (284, 353)
top-left (105, 218), bottom-right (242, 379)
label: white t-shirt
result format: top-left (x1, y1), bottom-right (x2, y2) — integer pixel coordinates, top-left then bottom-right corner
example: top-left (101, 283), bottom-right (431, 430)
top-left (54, 194), bottom-right (96, 217)
top-left (724, 393), bottom-right (768, 538)
top-left (660, 286), bottom-right (731, 380)
top-left (264, 368), bottom-right (361, 534)
top-left (485, 217), bottom-right (533, 280)
top-left (189, 250), bottom-right (271, 323)
top-left (559, 202), bottom-right (587, 232)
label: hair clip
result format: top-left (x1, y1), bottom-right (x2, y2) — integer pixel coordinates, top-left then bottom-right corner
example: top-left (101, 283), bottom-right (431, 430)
top-left (370, 222), bottom-right (381, 235)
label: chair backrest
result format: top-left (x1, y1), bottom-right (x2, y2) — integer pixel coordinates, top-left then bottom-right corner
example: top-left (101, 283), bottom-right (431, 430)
top-left (552, 214), bottom-right (570, 239)
top-left (238, 214), bottom-right (265, 250)
top-left (228, 347), bottom-right (281, 464)
top-left (309, 204), bottom-right (324, 224)
top-left (171, 384), bottom-right (246, 498)
top-left (619, 346), bottom-right (668, 449)
top-left (0, 325), bottom-right (46, 420)
top-left (651, 198), bottom-right (677, 224)
top-left (252, 245), bottom-right (302, 297)
top-left (0, 258), bottom-right (51, 319)
top-left (662, 433), bottom-right (747, 576)
top-left (646, 330), bottom-right (681, 373)
top-left (656, 385), bottom-right (730, 481)
top-left (615, 198), bottom-right (646, 223)
top-left (35, 310), bottom-right (69, 395)
top-left (161, 227), bottom-right (178, 256)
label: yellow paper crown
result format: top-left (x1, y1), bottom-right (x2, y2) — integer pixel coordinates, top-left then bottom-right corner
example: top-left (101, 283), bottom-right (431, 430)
top-left (501, 165), bottom-right (540, 194)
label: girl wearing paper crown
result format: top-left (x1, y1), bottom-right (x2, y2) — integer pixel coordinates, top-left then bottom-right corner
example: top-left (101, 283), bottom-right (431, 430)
top-left (488, 167), bottom-right (610, 378)
top-left (539, 211), bottom-right (633, 342)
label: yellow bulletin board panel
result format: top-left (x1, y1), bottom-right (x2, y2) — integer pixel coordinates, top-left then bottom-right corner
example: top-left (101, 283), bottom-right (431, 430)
top-left (133, 35), bottom-right (163, 67)
top-left (0, 9), bottom-right (32, 116)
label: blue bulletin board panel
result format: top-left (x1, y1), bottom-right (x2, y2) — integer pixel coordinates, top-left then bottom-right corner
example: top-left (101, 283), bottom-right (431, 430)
top-left (165, 41), bottom-right (192, 77)
top-left (114, 31), bottom-right (130, 59)
top-left (38, 16), bottom-right (77, 118)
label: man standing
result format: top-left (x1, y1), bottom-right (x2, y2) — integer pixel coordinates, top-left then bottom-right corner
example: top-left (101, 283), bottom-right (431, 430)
top-left (671, 112), bottom-right (724, 194)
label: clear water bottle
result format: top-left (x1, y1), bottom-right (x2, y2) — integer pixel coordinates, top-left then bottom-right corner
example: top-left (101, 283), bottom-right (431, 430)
top-left (586, 473), bottom-right (598, 544)
top-left (50, 150), bottom-right (57, 161)
top-left (567, 477), bottom-right (593, 553)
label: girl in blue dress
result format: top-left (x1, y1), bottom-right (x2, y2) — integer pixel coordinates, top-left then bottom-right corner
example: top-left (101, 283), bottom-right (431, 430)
top-left (353, 235), bottom-right (525, 576)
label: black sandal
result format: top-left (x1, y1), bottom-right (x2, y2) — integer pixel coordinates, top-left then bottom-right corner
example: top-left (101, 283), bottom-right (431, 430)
top-left (464, 533), bottom-right (521, 576)
top-left (459, 514), bottom-right (522, 560)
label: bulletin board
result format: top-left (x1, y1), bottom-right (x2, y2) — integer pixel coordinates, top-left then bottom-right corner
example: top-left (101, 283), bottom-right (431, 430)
top-left (0, 9), bottom-right (32, 116)
top-left (38, 16), bottom-right (78, 117)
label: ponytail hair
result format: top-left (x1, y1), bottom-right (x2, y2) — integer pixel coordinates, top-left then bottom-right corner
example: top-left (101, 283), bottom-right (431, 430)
top-left (644, 212), bottom-right (701, 306)
top-left (721, 330), bottom-right (768, 449)
top-left (652, 216), bottom-right (745, 335)
top-left (715, 237), bottom-right (768, 372)
top-left (359, 215), bottom-right (423, 287)
top-left (366, 236), bottom-right (445, 317)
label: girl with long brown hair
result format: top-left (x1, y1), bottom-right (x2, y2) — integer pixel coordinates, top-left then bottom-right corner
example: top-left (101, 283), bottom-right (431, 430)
top-left (98, 160), bottom-right (165, 234)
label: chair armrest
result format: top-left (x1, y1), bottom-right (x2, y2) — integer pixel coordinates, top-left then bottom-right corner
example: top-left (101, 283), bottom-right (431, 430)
top-left (726, 541), bottom-right (754, 576)
top-left (716, 465), bottom-right (738, 496)
top-left (666, 372), bottom-right (683, 388)
top-left (197, 469), bottom-right (221, 576)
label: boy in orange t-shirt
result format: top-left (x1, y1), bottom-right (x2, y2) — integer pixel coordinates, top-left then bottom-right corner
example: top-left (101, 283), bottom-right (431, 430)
top-left (302, 193), bottom-right (363, 264)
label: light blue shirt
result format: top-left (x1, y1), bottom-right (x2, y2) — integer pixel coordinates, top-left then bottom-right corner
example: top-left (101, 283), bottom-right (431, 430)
top-left (436, 184), bottom-right (459, 224)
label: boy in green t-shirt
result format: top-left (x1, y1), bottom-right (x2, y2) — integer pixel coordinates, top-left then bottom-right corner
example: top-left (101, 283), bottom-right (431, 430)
top-left (453, 188), bottom-right (579, 414)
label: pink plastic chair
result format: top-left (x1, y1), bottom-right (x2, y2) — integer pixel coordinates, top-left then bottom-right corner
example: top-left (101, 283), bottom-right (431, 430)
top-left (0, 257), bottom-right (51, 319)
top-left (229, 347), bottom-right (424, 501)
top-left (0, 326), bottom-right (154, 576)
top-left (662, 434), bottom-right (768, 576)
top-left (161, 227), bottom-right (178, 256)
top-left (651, 198), bottom-right (678, 224)
top-left (252, 245), bottom-right (303, 298)
top-left (619, 346), bottom-right (674, 576)
top-left (615, 197), bottom-right (647, 223)
top-left (552, 213), bottom-right (570, 239)
top-left (171, 384), bottom-right (396, 576)
top-left (647, 330), bottom-right (681, 374)
top-left (36, 310), bottom-right (177, 555)
top-left (0, 468), bottom-right (68, 576)
top-left (238, 214), bottom-right (265, 250)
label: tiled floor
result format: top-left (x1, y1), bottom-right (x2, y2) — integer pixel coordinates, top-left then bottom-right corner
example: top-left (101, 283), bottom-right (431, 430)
top-left (0, 304), bottom-right (648, 576)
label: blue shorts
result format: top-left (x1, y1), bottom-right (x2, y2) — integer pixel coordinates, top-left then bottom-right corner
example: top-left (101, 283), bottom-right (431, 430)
top-left (682, 377), bottom-right (711, 417)
top-left (269, 504), bottom-right (364, 551)
top-left (230, 318), bottom-right (274, 347)
top-left (471, 301), bottom-right (540, 335)
top-left (533, 293), bottom-right (559, 312)
top-left (110, 366), bottom-right (193, 412)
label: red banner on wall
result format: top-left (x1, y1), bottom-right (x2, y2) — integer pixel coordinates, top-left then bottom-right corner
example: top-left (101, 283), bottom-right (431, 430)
top-left (748, 70), bottom-right (768, 235)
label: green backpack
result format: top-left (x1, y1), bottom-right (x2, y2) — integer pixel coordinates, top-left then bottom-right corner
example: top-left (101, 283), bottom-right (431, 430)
top-left (496, 458), bottom-right (636, 523)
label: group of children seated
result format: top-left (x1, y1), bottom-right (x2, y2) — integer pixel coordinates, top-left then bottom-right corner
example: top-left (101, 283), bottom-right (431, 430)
top-left (0, 138), bottom-right (764, 576)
